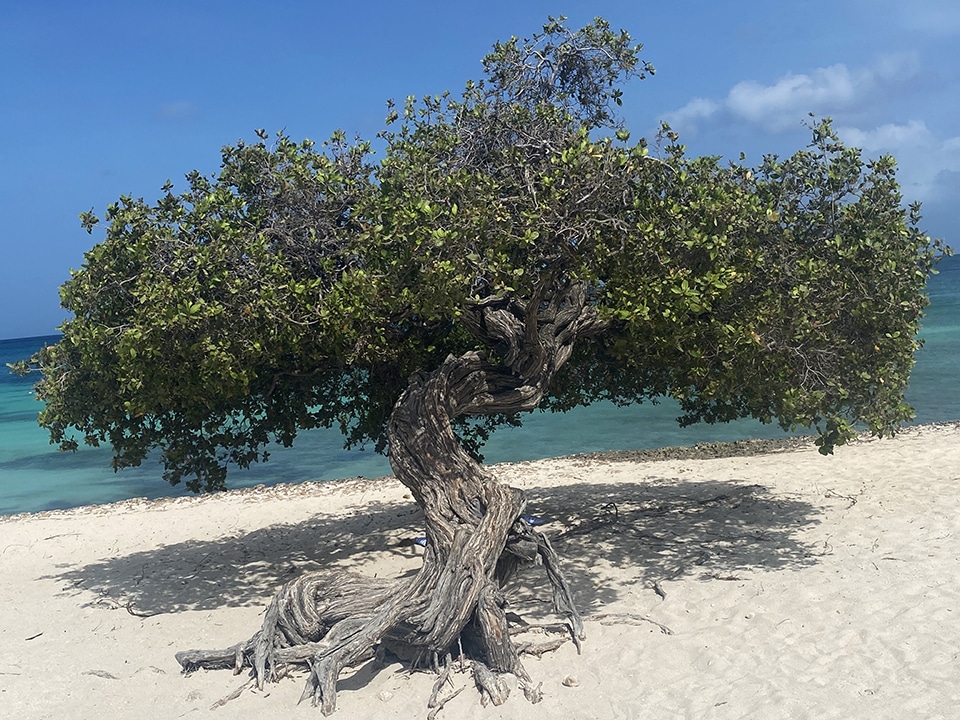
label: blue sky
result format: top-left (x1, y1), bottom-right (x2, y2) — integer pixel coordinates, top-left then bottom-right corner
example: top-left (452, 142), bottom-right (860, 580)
top-left (2, 0), bottom-right (957, 339)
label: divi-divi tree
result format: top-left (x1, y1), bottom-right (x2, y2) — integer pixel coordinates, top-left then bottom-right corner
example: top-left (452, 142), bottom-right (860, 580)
top-left (17, 17), bottom-right (944, 714)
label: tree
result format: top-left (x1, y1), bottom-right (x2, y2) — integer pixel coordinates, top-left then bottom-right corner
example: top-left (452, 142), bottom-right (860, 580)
top-left (13, 17), bottom-right (946, 714)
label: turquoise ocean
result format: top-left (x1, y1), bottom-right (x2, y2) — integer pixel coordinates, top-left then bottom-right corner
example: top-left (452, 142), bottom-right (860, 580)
top-left (3, 254), bottom-right (958, 516)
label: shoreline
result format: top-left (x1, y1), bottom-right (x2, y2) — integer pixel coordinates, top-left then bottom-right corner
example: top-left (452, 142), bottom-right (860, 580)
top-left (1, 420), bottom-right (959, 718)
top-left (4, 419), bottom-right (958, 524)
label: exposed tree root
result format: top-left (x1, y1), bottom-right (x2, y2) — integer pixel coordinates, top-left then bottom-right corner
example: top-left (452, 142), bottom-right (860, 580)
top-left (176, 517), bottom-right (580, 714)
top-left (590, 612), bottom-right (675, 635)
top-left (177, 287), bottom-right (599, 713)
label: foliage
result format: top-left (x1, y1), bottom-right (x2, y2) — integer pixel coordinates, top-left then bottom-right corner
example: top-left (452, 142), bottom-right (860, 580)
top-left (12, 17), bottom-right (946, 491)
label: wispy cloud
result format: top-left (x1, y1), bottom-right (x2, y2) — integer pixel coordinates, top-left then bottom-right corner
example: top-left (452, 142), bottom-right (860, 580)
top-left (836, 120), bottom-right (960, 202)
top-left (662, 54), bottom-right (919, 135)
top-left (726, 65), bottom-right (859, 131)
top-left (661, 51), bottom-right (954, 215)
top-left (156, 101), bottom-right (199, 120)
top-left (836, 120), bottom-right (934, 152)
top-left (661, 98), bottom-right (720, 136)
top-left (891, 0), bottom-right (960, 36)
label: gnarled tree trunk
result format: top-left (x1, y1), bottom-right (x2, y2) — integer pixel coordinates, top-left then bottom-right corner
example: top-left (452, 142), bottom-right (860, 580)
top-left (176, 283), bottom-right (602, 714)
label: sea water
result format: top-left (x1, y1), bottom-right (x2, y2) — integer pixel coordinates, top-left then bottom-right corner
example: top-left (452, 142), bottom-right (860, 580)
top-left (2, 254), bottom-right (958, 515)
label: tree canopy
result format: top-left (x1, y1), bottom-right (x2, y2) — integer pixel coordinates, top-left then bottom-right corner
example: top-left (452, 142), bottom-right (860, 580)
top-left (18, 17), bottom-right (943, 492)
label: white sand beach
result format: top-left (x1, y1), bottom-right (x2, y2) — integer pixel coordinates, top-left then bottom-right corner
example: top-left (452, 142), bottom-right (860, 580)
top-left (2, 423), bottom-right (959, 719)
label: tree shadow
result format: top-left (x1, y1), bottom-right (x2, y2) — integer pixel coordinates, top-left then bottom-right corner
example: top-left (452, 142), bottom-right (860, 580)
top-left (46, 475), bottom-right (828, 622)
top-left (45, 498), bottom-right (428, 616)
top-left (514, 475), bottom-right (829, 616)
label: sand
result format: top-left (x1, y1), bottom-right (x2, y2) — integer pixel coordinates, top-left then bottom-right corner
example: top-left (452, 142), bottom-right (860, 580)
top-left (2, 423), bottom-right (959, 719)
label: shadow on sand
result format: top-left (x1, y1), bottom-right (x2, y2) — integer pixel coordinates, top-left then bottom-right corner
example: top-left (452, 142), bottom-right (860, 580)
top-left (46, 473), bottom-right (828, 622)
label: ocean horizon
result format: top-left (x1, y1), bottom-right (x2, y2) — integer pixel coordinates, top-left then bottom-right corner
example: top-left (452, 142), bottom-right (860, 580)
top-left (3, 254), bottom-right (958, 516)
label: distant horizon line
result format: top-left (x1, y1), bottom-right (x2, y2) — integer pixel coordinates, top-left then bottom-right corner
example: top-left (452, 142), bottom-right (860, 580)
top-left (0, 332), bottom-right (62, 344)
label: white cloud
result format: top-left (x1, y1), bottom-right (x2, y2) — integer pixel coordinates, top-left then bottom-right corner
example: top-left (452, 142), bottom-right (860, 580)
top-left (836, 121), bottom-right (960, 202)
top-left (837, 120), bottom-right (934, 151)
top-left (726, 65), bottom-right (858, 131)
top-left (661, 98), bottom-right (720, 135)
top-left (659, 52), bottom-right (956, 216)
top-left (662, 54), bottom-right (920, 135)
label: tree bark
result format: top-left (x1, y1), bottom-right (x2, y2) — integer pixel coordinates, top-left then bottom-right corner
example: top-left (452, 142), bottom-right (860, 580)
top-left (176, 283), bottom-right (602, 714)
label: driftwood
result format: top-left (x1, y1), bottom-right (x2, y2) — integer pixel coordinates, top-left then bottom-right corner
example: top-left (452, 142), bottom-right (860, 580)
top-left (177, 286), bottom-right (599, 714)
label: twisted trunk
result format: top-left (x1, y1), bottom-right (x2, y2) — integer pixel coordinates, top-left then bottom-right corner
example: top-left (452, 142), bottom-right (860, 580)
top-left (177, 284), bottom-right (602, 714)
